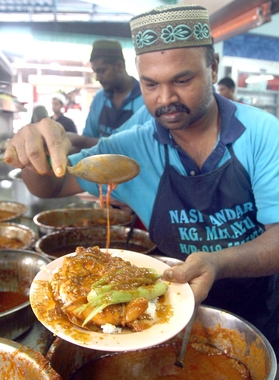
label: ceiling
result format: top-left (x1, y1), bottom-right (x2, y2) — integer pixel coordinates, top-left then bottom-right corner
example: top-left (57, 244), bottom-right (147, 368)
top-left (1, 0), bottom-right (278, 41)
top-left (0, 0), bottom-right (234, 22)
top-left (0, 0), bottom-right (238, 42)
top-left (1, 0), bottom-right (279, 85)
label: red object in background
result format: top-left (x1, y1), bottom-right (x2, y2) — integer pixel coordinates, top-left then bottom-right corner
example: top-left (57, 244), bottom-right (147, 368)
top-left (238, 72), bottom-right (279, 91)
top-left (134, 216), bottom-right (147, 231)
top-left (33, 86), bottom-right (38, 102)
top-left (267, 76), bottom-right (279, 91)
top-left (238, 73), bottom-right (249, 88)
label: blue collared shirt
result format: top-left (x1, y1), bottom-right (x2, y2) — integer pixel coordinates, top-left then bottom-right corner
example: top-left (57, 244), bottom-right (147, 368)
top-left (82, 77), bottom-right (144, 138)
top-left (153, 93), bottom-right (245, 174)
top-left (69, 94), bottom-right (279, 229)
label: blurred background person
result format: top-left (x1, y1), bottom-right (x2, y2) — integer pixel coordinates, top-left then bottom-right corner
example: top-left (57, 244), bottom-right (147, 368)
top-left (51, 93), bottom-right (77, 133)
top-left (31, 105), bottom-right (48, 123)
top-left (85, 39), bottom-right (144, 138)
top-left (67, 39), bottom-right (144, 152)
top-left (217, 77), bottom-right (237, 101)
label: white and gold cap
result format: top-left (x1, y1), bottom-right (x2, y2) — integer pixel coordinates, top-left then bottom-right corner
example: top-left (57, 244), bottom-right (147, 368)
top-left (130, 4), bottom-right (212, 55)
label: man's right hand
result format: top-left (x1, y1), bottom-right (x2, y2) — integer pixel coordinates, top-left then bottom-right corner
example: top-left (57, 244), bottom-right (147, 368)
top-left (4, 118), bottom-right (71, 178)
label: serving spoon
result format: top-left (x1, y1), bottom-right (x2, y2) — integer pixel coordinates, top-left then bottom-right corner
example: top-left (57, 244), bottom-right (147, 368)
top-left (174, 307), bottom-right (198, 368)
top-left (49, 154), bottom-right (140, 184)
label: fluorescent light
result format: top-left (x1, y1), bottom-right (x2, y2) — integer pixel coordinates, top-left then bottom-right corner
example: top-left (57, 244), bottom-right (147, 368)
top-left (11, 62), bottom-right (92, 73)
top-left (245, 75), bottom-right (274, 83)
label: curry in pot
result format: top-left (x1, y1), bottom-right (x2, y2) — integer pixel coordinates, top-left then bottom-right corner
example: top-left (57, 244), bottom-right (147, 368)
top-left (0, 236), bottom-right (24, 249)
top-left (69, 342), bottom-right (252, 380)
top-left (0, 210), bottom-right (17, 222)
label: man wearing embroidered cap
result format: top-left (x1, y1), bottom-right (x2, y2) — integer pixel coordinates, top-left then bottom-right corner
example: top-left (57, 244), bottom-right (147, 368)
top-left (5, 4), bottom-right (279, 364)
top-left (84, 39), bottom-right (144, 138)
top-left (68, 39), bottom-right (144, 153)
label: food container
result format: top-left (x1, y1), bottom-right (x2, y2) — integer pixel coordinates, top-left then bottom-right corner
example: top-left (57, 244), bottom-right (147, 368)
top-left (33, 208), bottom-right (133, 236)
top-left (0, 222), bottom-right (36, 250)
top-left (0, 201), bottom-right (27, 222)
top-left (46, 305), bottom-right (277, 380)
top-left (0, 249), bottom-right (50, 340)
top-left (7, 168), bottom-right (80, 219)
top-left (0, 337), bottom-right (61, 379)
top-left (35, 226), bottom-right (156, 259)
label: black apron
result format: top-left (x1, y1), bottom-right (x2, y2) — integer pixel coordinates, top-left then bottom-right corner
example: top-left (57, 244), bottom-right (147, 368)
top-left (149, 144), bottom-right (279, 359)
top-left (98, 104), bottom-right (134, 137)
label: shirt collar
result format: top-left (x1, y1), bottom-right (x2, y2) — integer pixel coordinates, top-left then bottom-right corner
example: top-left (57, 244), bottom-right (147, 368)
top-left (104, 77), bottom-right (141, 102)
top-left (153, 93), bottom-right (246, 146)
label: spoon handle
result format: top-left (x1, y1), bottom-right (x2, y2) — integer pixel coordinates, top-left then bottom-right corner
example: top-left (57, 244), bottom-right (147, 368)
top-left (125, 213), bottom-right (138, 249)
top-left (46, 155), bottom-right (52, 167)
top-left (174, 307), bottom-right (198, 368)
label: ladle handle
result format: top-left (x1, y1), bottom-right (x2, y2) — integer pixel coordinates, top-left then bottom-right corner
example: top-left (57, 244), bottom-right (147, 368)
top-left (125, 213), bottom-right (138, 249)
top-left (174, 307), bottom-right (198, 368)
top-left (46, 155), bottom-right (52, 168)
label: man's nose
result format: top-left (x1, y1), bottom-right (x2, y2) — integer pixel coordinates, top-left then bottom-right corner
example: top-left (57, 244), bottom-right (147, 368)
top-left (158, 86), bottom-right (179, 105)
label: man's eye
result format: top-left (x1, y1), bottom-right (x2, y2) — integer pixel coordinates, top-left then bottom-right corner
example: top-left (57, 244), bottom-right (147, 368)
top-left (176, 79), bottom-right (189, 84)
top-left (146, 83), bottom-right (157, 88)
top-left (176, 77), bottom-right (192, 84)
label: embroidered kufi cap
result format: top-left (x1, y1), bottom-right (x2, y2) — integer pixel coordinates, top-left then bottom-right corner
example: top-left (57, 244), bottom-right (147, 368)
top-left (90, 39), bottom-right (124, 62)
top-left (130, 4), bottom-right (212, 55)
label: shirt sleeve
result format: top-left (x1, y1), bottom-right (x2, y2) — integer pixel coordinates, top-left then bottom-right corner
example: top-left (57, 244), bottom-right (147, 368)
top-left (234, 105), bottom-right (279, 225)
top-left (82, 90), bottom-right (104, 138)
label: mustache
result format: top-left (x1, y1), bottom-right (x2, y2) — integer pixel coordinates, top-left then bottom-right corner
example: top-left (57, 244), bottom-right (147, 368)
top-left (155, 104), bottom-right (190, 118)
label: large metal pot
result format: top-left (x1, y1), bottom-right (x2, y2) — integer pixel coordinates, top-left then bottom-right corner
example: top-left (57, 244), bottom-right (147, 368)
top-left (0, 338), bottom-right (61, 379)
top-left (35, 226), bottom-right (156, 259)
top-left (33, 207), bottom-right (133, 236)
top-left (191, 306), bottom-right (276, 380)
top-left (46, 305), bottom-right (277, 380)
top-left (0, 249), bottom-right (51, 340)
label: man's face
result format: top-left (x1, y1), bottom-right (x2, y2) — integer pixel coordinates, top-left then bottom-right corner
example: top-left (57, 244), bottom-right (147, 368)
top-left (136, 47), bottom-right (217, 131)
top-left (217, 84), bottom-right (234, 100)
top-left (91, 58), bottom-right (118, 92)
top-left (52, 99), bottom-right (63, 114)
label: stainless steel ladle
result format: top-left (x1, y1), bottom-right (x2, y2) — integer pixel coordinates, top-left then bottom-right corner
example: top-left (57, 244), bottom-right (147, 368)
top-left (49, 154), bottom-right (140, 184)
top-left (174, 307), bottom-right (198, 368)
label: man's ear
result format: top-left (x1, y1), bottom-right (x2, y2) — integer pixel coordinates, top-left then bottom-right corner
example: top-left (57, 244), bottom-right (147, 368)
top-left (116, 60), bottom-right (125, 73)
top-left (211, 53), bottom-right (219, 85)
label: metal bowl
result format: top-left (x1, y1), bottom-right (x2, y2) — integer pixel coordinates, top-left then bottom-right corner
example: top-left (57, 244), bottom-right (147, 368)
top-left (0, 249), bottom-right (51, 340)
top-left (46, 305), bottom-right (277, 380)
top-left (33, 208), bottom-right (133, 236)
top-left (191, 306), bottom-right (277, 380)
top-left (0, 222), bottom-right (36, 250)
top-left (0, 201), bottom-right (27, 222)
top-left (7, 168), bottom-right (80, 218)
top-left (0, 338), bottom-right (61, 379)
top-left (35, 226), bottom-right (156, 260)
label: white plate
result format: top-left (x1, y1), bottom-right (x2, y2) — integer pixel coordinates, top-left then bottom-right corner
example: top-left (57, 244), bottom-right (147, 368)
top-left (30, 249), bottom-right (194, 352)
